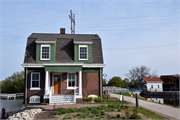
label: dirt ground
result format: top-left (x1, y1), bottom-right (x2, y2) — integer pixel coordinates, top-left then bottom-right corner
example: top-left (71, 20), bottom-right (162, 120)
top-left (34, 108), bottom-right (152, 120)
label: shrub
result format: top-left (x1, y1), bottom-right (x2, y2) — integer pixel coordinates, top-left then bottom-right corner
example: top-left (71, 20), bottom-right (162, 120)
top-left (132, 107), bottom-right (139, 115)
top-left (129, 114), bottom-right (142, 119)
top-left (81, 114), bottom-right (88, 118)
top-left (118, 108), bottom-right (123, 112)
top-left (77, 113), bottom-right (82, 116)
top-left (111, 109), bottom-right (115, 111)
top-left (86, 112), bottom-right (90, 116)
top-left (117, 114), bottom-right (121, 118)
top-left (90, 114), bottom-right (95, 118)
top-left (67, 116), bottom-right (72, 119)
top-left (94, 97), bottom-right (98, 102)
top-left (83, 107), bottom-right (88, 112)
top-left (68, 107), bottom-right (76, 112)
top-left (87, 97), bottom-right (93, 101)
top-left (79, 107), bottom-right (84, 111)
top-left (56, 108), bottom-right (69, 114)
top-left (96, 97), bottom-right (103, 102)
top-left (100, 111), bottom-right (105, 115)
top-left (108, 104), bottom-right (111, 108)
top-left (107, 115), bottom-right (110, 117)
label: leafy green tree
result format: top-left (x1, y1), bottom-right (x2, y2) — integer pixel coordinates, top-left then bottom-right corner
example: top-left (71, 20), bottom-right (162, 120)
top-left (1, 71), bottom-right (24, 93)
top-left (103, 79), bottom-right (107, 86)
top-left (108, 76), bottom-right (125, 88)
top-left (123, 78), bottom-right (129, 88)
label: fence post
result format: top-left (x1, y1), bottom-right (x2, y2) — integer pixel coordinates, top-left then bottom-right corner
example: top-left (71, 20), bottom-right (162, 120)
top-left (136, 93), bottom-right (139, 108)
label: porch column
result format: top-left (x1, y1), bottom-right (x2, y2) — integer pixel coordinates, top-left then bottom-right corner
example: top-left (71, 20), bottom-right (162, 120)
top-left (45, 71), bottom-right (50, 96)
top-left (78, 71), bottom-right (82, 95)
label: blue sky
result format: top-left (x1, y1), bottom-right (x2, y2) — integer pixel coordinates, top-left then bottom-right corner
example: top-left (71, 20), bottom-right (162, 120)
top-left (0, 0), bottom-right (179, 81)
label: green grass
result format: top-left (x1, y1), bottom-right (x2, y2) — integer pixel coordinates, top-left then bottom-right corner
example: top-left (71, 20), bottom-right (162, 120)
top-left (138, 107), bottom-right (165, 119)
top-left (113, 92), bottom-right (131, 97)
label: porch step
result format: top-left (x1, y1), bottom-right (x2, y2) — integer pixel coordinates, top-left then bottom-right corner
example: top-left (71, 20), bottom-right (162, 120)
top-left (50, 94), bottom-right (75, 104)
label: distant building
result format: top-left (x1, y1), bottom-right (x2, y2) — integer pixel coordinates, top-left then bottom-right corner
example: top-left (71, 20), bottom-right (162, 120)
top-left (139, 77), bottom-right (163, 91)
top-left (160, 75), bottom-right (179, 91)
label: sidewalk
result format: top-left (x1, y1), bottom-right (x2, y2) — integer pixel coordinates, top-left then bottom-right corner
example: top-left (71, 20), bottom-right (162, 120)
top-left (110, 93), bottom-right (180, 120)
top-left (45, 104), bottom-right (104, 110)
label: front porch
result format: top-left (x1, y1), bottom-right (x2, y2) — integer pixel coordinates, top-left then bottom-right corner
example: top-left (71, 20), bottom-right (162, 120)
top-left (44, 71), bottom-right (82, 104)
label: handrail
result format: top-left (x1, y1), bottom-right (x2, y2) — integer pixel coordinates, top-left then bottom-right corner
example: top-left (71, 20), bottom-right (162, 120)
top-left (74, 86), bottom-right (76, 103)
top-left (49, 86), bottom-right (52, 104)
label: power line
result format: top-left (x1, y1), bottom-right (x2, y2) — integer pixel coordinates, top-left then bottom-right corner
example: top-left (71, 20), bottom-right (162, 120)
top-left (103, 43), bottom-right (180, 50)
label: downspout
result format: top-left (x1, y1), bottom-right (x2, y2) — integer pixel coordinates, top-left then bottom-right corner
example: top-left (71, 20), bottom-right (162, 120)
top-left (100, 68), bottom-right (102, 98)
top-left (25, 64), bottom-right (28, 106)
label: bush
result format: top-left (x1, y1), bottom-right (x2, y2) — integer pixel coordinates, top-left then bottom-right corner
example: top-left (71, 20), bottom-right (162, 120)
top-left (96, 97), bottom-right (103, 102)
top-left (132, 107), bottom-right (139, 115)
top-left (129, 114), bottom-right (142, 119)
top-left (83, 107), bottom-right (88, 112)
top-left (118, 108), bottom-right (123, 112)
top-left (100, 111), bottom-right (105, 115)
top-left (56, 108), bottom-right (69, 114)
top-left (77, 113), bottom-right (82, 116)
top-left (68, 107), bottom-right (76, 112)
top-left (87, 97), bottom-right (93, 101)
top-left (81, 114), bottom-right (88, 118)
top-left (117, 114), bottom-right (121, 118)
top-left (94, 97), bottom-right (98, 102)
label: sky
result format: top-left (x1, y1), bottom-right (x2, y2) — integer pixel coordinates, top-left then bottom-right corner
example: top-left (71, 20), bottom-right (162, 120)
top-left (0, 0), bottom-right (179, 82)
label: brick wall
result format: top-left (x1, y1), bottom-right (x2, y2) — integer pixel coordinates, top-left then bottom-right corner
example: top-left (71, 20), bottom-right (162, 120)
top-left (82, 72), bottom-right (102, 99)
top-left (61, 73), bottom-right (78, 94)
top-left (26, 72), bottom-right (45, 103)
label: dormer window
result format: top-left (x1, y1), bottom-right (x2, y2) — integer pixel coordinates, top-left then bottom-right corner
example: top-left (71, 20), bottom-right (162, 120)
top-left (41, 45), bottom-right (50, 60)
top-left (79, 45), bottom-right (88, 60)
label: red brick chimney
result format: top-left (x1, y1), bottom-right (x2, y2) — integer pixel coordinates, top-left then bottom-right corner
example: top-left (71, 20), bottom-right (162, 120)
top-left (60, 28), bottom-right (65, 34)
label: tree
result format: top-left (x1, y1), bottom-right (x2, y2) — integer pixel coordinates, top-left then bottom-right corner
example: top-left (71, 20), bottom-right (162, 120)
top-left (108, 76), bottom-right (125, 88)
top-left (103, 79), bottom-right (107, 86)
top-left (123, 78), bottom-right (129, 88)
top-left (1, 71), bottom-right (24, 93)
top-left (125, 66), bottom-right (157, 83)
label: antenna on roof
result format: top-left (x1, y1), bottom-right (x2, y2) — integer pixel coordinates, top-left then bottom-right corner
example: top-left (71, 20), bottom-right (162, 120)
top-left (69, 10), bottom-right (75, 34)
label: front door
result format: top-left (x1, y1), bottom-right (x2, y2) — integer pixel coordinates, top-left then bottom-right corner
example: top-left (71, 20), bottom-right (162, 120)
top-left (54, 75), bottom-right (61, 94)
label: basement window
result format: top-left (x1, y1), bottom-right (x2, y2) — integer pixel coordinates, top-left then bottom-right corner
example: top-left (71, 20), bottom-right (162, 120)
top-left (41, 45), bottom-right (50, 60)
top-left (79, 45), bottom-right (88, 60)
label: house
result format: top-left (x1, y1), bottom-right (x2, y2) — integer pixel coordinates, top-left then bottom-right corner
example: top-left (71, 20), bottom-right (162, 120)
top-left (139, 77), bottom-right (163, 91)
top-left (21, 28), bottom-right (105, 104)
top-left (160, 75), bottom-right (179, 91)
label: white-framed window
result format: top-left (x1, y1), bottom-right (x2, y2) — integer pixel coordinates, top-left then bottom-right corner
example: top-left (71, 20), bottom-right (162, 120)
top-left (67, 73), bottom-right (75, 89)
top-left (40, 44), bottom-right (50, 60)
top-left (151, 85), bottom-right (153, 88)
top-left (31, 72), bottom-right (40, 90)
top-left (79, 45), bottom-right (88, 60)
top-left (158, 85), bottom-right (159, 88)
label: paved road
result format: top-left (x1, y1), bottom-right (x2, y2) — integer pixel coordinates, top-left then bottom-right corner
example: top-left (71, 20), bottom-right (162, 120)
top-left (111, 93), bottom-right (180, 120)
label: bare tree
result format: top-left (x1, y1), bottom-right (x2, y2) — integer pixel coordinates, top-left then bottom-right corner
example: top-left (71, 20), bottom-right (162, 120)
top-left (125, 66), bottom-right (157, 83)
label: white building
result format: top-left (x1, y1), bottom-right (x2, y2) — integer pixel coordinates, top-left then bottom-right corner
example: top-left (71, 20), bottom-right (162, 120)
top-left (139, 77), bottom-right (163, 92)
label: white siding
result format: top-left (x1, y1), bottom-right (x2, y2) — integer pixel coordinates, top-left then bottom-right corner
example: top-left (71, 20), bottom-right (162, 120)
top-left (146, 82), bottom-right (163, 91)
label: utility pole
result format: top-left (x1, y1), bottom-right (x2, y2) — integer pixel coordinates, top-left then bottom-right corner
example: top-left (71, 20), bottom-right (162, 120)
top-left (69, 10), bottom-right (75, 34)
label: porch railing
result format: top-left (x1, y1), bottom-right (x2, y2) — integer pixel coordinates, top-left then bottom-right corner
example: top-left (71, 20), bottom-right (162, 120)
top-left (74, 87), bottom-right (79, 103)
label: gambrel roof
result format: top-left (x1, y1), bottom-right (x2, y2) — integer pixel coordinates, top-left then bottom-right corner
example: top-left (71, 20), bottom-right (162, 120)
top-left (24, 33), bottom-right (104, 64)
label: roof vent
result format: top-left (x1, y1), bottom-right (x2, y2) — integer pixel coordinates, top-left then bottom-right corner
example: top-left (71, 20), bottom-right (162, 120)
top-left (60, 28), bottom-right (65, 34)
